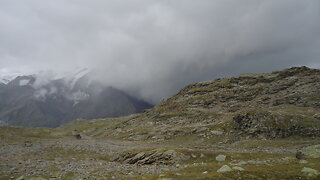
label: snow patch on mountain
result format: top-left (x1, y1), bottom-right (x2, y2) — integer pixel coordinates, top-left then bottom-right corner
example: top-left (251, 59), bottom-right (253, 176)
top-left (0, 79), bottom-right (10, 84)
top-left (69, 90), bottom-right (90, 106)
top-left (68, 68), bottom-right (90, 89)
top-left (19, 79), bottom-right (31, 86)
top-left (0, 74), bottom-right (20, 84)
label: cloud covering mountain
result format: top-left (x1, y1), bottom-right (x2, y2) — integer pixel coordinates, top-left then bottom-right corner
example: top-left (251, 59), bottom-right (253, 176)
top-left (0, 71), bottom-right (152, 127)
top-left (0, 0), bottom-right (319, 103)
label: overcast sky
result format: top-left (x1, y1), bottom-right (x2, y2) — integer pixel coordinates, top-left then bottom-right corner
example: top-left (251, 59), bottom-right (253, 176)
top-left (0, 0), bottom-right (320, 103)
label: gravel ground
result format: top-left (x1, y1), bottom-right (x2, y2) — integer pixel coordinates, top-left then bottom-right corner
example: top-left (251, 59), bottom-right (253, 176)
top-left (0, 137), bottom-right (177, 180)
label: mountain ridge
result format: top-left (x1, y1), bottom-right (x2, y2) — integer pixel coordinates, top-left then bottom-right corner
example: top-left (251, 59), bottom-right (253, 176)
top-left (0, 72), bottom-right (152, 127)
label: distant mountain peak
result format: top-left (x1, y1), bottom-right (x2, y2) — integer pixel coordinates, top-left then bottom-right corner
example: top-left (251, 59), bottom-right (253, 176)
top-left (0, 69), bottom-right (152, 127)
top-left (8, 75), bottom-right (36, 87)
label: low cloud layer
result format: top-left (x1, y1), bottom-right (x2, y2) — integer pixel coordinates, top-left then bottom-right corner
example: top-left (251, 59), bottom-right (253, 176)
top-left (1, 0), bottom-right (320, 103)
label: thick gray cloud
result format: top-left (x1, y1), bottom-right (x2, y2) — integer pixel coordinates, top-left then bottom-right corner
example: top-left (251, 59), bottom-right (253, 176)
top-left (0, 0), bottom-right (320, 103)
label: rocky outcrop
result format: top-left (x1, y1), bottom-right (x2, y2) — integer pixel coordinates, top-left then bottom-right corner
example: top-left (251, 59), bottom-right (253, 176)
top-left (233, 111), bottom-right (320, 138)
top-left (112, 149), bottom-right (188, 165)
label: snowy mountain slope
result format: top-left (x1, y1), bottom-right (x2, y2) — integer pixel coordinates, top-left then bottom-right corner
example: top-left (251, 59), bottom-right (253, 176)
top-left (0, 71), bottom-right (152, 127)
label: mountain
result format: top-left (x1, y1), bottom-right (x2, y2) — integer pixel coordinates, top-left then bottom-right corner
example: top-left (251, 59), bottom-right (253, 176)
top-left (0, 71), bottom-right (152, 127)
top-left (65, 66), bottom-right (320, 142)
top-left (0, 74), bottom-right (18, 85)
top-left (1, 67), bottom-right (320, 180)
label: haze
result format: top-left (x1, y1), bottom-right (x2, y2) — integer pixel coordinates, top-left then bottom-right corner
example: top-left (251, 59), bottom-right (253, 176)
top-left (0, 0), bottom-right (319, 103)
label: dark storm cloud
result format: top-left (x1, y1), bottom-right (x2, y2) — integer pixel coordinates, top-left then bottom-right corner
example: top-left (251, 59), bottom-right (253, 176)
top-left (0, 0), bottom-right (319, 103)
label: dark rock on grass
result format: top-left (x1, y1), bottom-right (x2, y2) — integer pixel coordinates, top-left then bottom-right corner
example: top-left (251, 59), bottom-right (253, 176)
top-left (72, 130), bottom-right (82, 139)
top-left (24, 141), bottom-right (33, 147)
top-left (295, 151), bottom-right (305, 160)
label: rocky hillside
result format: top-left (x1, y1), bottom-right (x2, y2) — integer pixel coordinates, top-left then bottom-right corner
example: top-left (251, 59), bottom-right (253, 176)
top-left (65, 66), bottom-right (320, 144)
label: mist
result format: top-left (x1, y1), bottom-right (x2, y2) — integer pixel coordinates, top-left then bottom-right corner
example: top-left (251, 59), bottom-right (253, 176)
top-left (0, 0), bottom-right (320, 103)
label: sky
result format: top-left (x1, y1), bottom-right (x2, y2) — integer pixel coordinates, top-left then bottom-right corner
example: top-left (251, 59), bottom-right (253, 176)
top-left (0, 0), bottom-right (320, 103)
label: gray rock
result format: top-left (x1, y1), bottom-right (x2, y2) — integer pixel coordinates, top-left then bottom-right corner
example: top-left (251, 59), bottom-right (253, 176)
top-left (236, 161), bottom-right (248, 165)
top-left (133, 152), bottom-right (146, 160)
top-left (299, 160), bottom-right (308, 164)
top-left (163, 150), bottom-right (176, 157)
top-left (211, 130), bottom-right (223, 136)
top-left (216, 155), bottom-right (226, 162)
top-left (115, 149), bottom-right (185, 165)
top-left (281, 157), bottom-right (292, 161)
top-left (299, 145), bottom-right (320, 158)
top-left (232, 166), bottom-right (245, 171)
top-left (313, 113), bottom-right (320, 120)
top-left (301, 167), bottom-right (319, 177)
top-left (247, 160), bottom-right (268, 165)
top-left (217, 165), bottom-right (233, 173)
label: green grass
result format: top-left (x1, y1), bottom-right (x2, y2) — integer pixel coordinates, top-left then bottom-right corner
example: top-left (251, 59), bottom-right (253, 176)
top-left (0, 126), bottom-right (60, 142)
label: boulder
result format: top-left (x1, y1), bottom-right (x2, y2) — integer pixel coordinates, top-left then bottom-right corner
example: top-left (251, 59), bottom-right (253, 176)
top-left (217, 165), bottom-right (233, 173)
top-left (301, 167), bottom-right (319, 177)
top-left (236, 161), bottom-right (248, 165)
top-left (232, 166), bottom-right (245, 171)
top-left (299, 145), bottom-right (320, 158)
top-left (216, 155), bottom-right (226, 162)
